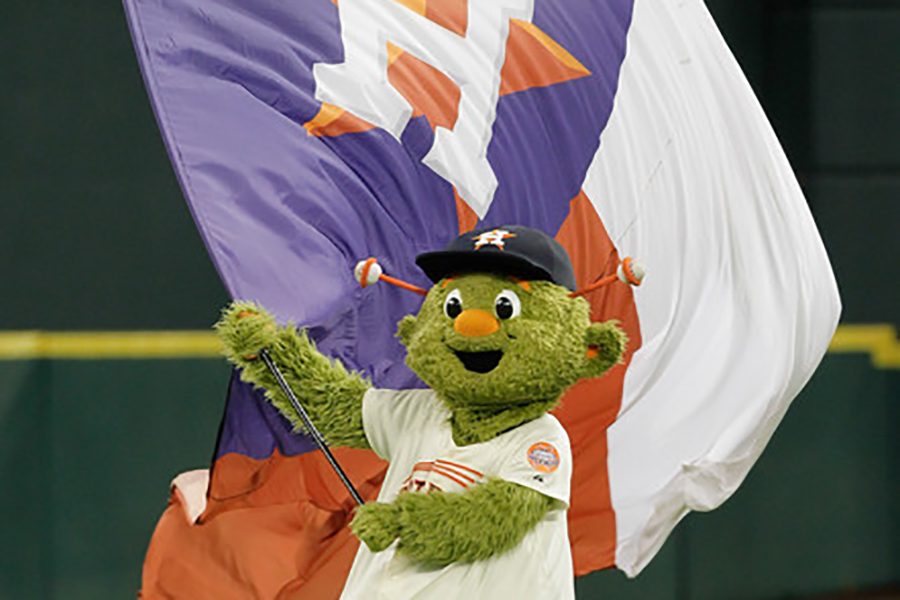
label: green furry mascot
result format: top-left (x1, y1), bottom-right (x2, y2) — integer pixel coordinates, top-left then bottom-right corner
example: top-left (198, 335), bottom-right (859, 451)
top-left (216, 226), bottom-right (626, 599)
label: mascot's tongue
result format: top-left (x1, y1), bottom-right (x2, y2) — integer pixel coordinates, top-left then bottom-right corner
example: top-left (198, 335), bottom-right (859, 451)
top-left (453, 350), bottom-right (503, 374)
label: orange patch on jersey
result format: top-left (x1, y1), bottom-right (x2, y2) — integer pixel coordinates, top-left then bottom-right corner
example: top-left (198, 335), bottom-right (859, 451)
top-left (527, 442), bottom-right (561, 473)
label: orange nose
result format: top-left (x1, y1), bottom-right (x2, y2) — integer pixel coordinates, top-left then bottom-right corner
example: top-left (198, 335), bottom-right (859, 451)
top-left (454, 309), bottom-right (500, 337)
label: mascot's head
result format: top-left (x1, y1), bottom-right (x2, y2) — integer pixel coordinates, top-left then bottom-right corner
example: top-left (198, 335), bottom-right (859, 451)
top-left (395, 226), bottom-right (627, 412)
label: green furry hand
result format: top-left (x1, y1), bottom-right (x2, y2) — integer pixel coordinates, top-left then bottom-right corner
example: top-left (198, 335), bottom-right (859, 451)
top-left (350, 502), bottom-right (401, 553)
top-left (212, 299), bottom-right (371, 449)
top-left (390, 480), bottom-right (556, 567)
top-left (215, 300), bottom-right (279, 365)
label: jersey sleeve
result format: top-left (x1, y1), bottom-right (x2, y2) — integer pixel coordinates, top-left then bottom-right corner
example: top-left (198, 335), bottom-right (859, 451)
top-left (496, 416), bottom-right (572, 508)
top-left (361, 388), bottom-right (443, 462)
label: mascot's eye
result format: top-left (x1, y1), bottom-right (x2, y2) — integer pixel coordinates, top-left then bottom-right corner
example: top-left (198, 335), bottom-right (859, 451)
top-left (444, 289), bottom-right (463, 319)
top-left (494, 290), bottom-right (521, 320)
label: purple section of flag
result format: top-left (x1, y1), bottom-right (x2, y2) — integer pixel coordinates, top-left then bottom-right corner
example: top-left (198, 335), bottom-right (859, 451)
top-left (485, 0), bottom-right (635, 229)
top-left (125, 0), bottom-right (633, 460)
top-left (216, 372), bottom-right (318, 460)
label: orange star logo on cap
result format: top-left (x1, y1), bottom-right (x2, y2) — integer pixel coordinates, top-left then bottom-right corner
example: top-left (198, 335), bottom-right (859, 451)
top-left (473, 229), bottom-right (516, 250)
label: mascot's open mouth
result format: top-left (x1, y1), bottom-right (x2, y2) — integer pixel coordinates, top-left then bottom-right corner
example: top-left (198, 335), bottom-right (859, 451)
top-left (453, 350), bottom-right (503, 374)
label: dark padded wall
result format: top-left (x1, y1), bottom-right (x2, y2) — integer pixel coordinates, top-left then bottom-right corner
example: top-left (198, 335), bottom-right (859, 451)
top-left (0, 360), bottom-right (230, 598)
top-left (705, 0), bottom-right (900, 326)
top-left (1, 4), bottom-right (227, 330)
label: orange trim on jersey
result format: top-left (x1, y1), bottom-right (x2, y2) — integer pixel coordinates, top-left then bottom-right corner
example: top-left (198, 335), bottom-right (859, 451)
top-left (431, 466), bottom-right (470, 488)
top-left (434, 459), bottom-right (483, 478)
top-left (432, 463), bottom-right (477, 485)
top-left (408, 460), bottom-right (473, 489)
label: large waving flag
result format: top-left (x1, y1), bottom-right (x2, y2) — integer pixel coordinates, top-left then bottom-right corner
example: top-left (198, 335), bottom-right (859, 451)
top-left (126, 0), bottom-right (839, 596)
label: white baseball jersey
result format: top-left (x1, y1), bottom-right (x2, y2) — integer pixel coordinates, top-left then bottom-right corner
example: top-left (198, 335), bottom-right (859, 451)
top-left (340, 388), bottom-right (575, 600)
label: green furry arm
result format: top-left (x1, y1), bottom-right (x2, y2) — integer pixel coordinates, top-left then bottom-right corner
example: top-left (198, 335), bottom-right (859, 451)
top-left (215, 300), bottom-right (371, 448)
top-left (351, 479), bottom-right (558, 566)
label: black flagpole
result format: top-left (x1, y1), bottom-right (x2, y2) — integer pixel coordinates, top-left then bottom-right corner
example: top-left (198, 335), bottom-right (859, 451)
top-left (259, 348), bottom-right (364, 506)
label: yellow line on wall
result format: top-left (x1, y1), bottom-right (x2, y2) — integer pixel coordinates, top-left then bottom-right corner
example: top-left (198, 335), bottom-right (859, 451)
top-left (0, 325), bottom-right (896, 367)
top-left (0, 331), bottom-right (222, 360)
top-left (827, 324), bottom-right (900, 369)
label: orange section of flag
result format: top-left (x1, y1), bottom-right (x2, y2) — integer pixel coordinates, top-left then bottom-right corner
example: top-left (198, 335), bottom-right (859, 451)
top-left (304, 14), bottom-right (589, 137)
top-left (454, 187), bottom-right (479, 233)
top-left (425, 0), bottom-right (467, 36)
top-left (140, 448), bottom-right (386, 599)
top-left (554, 190), bottom-right (642, 574)
top-left (387, 43), bottom-right (461, 131)
top-left (303, 103), bottom-right (375, 137)
top-left (394, 0), bottom-right (426, 15)
top-left (500, 19), bottom-right (590, 95)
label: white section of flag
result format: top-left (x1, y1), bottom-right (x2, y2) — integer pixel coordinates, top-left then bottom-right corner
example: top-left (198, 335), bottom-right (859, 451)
top-left (171, 469), bottom-right (209, 524)
top-left (581, 0), bottom-right (840, 576)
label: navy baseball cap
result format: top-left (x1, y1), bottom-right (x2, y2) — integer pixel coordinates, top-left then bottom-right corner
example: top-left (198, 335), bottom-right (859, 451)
top-left (415, 225), bottom-right (577, 291)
